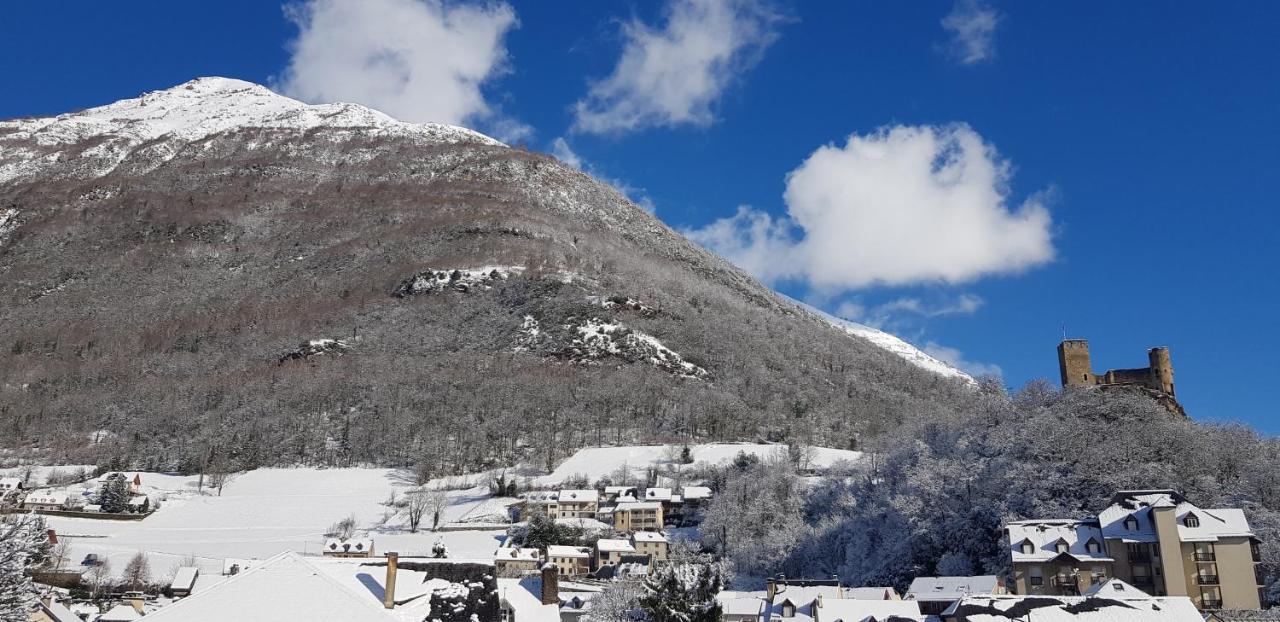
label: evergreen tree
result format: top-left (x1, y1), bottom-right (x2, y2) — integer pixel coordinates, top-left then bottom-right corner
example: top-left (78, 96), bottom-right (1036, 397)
top-left (638, 544), bottom-right (723, 622)
top-left (97, 474), bottom-right (129, 514)
top-left (0, 515), bottom-right (47, 621)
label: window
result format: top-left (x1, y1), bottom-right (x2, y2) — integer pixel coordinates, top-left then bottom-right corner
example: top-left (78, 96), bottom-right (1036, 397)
top-left (1086, 539), bottom-right (1101, 554)
top-left (781, 602), bottom-right (796, 618)
top-left (1029, 576), bottom-right (1044, 587)
top-left (1124, 515), bottom-right (1139, 531)
top-left (1020, 540), bottom-right (1034, 555)
top-left (1055, 540), bottom-right (1069, 554)
top-left (1184, 513), bottom-right (1200, 528)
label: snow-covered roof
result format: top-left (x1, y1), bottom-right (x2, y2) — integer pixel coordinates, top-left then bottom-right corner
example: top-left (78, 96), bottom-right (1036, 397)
top-left (128, 495), bottom-right (149, 505)
top-left (23, 491), bottom-right (68, 505)
top-left (1006, 520), bottom-right (1112, 563)
top-left (616, 500), bottom-right (661, 511)
top-left (1098, 490), bottom-right (1253, 543)
top-left (171, 566), bottom-right (200, 590)
top-left (644, 488), bottom-right (672, 501)
top-left (631, 531), bottom-right (667, 543)
top-left (946, 593), bottom-right (1203, 621)
top-left (495, 547), bottom-right (542, 561)
top-left (558, 489), bottom-right (599, 503)
top-left (596, 539), bottom-right (636, 553)
top-left (323, 537), bottom-right (374, 555)
top-left (603, 486), bottom-right (636, 495)
top-left (39, 599), bottom-right (81, 622)
top-left (681, 486), bottom-right (712, 500)
top-left (907, 575), bottom-right (1001, 602)
top-left (1082, 578), bottom-right (1148, 598)
top-left (523, 491), bottom-right (560, 502)
top-left (841, 587), bottom-right (899, 600)
top-left (142, 552), bottom-right (401, 622)
top-left (547, 545), bottom-right (591, 559)
top-left (222, 558), bottom-right (258, 575)
top-left (498, 577), bottom-right (560, 622)
top-left (96, 604), bottom-right (143, 621)
top-left (0, 477), bottom-right (21, 488)
top-left (816, 599), bottom-right (923, 622)
top-left (556, 517), bottom-right (612, 530)
top-left (307, 555), bottom-right (495, 619)
top-left (720, 597), bottom-right (765, 617)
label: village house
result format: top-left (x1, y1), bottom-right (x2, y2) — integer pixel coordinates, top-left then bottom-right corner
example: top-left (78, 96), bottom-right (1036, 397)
top-left (169, 566), bottom-right (200, 597)
top-left (322, 536), bottom-right (374, 558)
top-left (1006, 519), bottom-right (1113, 596)
top-left (723, 578), bottom-right (919, 622)
top-left (546, 545), bottom-right (592, 576)
top-left (0, 477), bottom-right (23, 492)
top-left (630, 531), bottom-right (668, 563)
top-left (905, 576), bottom-right (1003, 616)
top-left (21, 491), bottom-right (69, 512)
top-left (29, 596), bottom-right (80, 622)
top-left (602, 486), bottom-right (637, 503)
top-left (494, 547), bottom-right (542, 577)
top-left (594, 538), bottom-right (636, 568)
top-left (520, 491), bottom-right (560, 519)
top-left (1007, 489), bottom-right (1264, 611)
top-left (556, 489), bottom-right (599, 519)
top-left (612, 500), bottom-right (663, 532)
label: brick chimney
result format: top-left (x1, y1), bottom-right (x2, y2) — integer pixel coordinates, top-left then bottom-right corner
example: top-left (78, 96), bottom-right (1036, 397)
top-left (127, 594), bottom-right (146, 614)
top-left (541, 563), bottom-right (559, 605)
top-left (383, 552), bottom-right (398, 609)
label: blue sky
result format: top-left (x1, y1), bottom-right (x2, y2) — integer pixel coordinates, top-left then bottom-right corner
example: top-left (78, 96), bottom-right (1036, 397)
top-left (2, 1), bottom-right (1278, 432)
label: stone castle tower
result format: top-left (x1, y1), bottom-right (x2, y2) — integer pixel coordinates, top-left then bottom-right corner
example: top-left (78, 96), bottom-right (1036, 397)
top-left (1057, 339), bottom-right (1175, 396)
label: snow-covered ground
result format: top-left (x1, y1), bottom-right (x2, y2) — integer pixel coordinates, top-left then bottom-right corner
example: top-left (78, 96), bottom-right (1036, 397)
top-left (42, 469), bottom-right (509, 584)
top-left (0, 464), bottom-right (95, 487)
top-left (790, 298), bottom-right (974, 383)
top-left (537, 443), bottom-right (861, 485)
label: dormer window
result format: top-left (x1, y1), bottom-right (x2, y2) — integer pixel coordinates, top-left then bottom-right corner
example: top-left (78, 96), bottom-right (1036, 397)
top-left (1086, 539), bottom-right (1101, 554)
top-left (1020, 540), bottom-right (1035, 555)
top-left (1184, 513), bottom-right (1200, 528)
top-left (1055, 539), bottom-right (1070, 554)
top-left (1124, 515), bottom-right (1140, 531)
top-left (781, 601), bottom-right (796, 618)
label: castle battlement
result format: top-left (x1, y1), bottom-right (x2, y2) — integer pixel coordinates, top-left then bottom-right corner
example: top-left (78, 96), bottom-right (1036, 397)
top-left (1057, 339), bottom-right (1175, 396)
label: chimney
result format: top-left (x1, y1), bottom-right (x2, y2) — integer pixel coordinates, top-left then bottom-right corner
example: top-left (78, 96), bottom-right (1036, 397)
top-left (383, 552), bottom-right (398, 609)
top-left (127, 594), bottom-right (146, 615)
top-left (541, 563), bottom-right (559, 605)
top-left (46, 529), bottom-right (58, 544)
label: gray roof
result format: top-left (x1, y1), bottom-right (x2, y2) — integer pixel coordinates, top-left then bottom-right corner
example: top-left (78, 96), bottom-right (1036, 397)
top-left (1208, 611), bottom-right (1280, 622)
top-left (906, 575), bottom-right (1000, 601)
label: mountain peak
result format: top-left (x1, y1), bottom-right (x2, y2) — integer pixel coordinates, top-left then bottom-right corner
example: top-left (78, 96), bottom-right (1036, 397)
top-left (0, 77), bottom-right (502, 184)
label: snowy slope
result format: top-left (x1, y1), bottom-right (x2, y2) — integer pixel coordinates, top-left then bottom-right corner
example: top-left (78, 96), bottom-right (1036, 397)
top-left (0, 77), bottom-right (500, 184)
top-left (539, 443), bottom-right (862, 485)
top-left (790, 298), bottom-right (974, 383)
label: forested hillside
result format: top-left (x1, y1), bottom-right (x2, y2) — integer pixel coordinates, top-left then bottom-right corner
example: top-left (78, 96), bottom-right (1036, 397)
top-left (0, 78), bottom-right (971, 474)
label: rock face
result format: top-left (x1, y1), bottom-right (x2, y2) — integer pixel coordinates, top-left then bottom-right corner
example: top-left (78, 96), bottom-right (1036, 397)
top-left (0, 78), bottom-right (970, 471)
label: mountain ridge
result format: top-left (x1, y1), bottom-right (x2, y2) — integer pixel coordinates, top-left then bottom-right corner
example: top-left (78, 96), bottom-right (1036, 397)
top-left (0, 78), bottom-right (972, 472)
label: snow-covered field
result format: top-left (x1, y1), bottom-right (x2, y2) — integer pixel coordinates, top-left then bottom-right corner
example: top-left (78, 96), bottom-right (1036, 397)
top-left (537, 443), bottom-right (861, 485)
top-left (42, 469), bottom-right (509, 583)
top-left (0, 464), bottom-right (95, 486)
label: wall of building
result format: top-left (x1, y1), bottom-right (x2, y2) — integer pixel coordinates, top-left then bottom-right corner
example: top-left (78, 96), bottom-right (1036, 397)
top-left (1214, 538), bottom-right (1262, 609)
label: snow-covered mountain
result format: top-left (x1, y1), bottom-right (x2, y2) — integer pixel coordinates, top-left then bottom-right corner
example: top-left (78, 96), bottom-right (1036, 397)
top-left (0, 78), bottom-right (973, 467)
top-left (792, 299), bottom-right (973, 382)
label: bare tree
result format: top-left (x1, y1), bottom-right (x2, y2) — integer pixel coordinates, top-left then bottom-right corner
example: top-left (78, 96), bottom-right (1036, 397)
top-left (402, 491), bottom-right (429, 534)
top-left (86, 559), bottom-right (113, 600)
top-left (326, 514), bottom-right (358, 539)
top-left (122, 551), bottom-right (151, 592)
top-left (427, 490), bottom-right (449, 531)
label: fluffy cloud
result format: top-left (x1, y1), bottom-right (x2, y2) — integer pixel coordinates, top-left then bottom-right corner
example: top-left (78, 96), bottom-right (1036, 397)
top-left (941, 0), bottom-right (1000, 65)
top-left (841, 294), bottom-right (985, 330)
top-left (688, 124), bottom-right (1054, 291)
top-left (572, 0), bottom-right (781, 135)
top-left (277, 0), bottom-right (524, 136)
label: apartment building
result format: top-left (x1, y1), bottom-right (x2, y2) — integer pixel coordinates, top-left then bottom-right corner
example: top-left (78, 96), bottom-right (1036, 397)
top-left (613, 500), bottom-right (663, 532)
top-left (1006, 490), bottom-right (1264, 611)
top-left (557, 489), bottom-right (599, 519)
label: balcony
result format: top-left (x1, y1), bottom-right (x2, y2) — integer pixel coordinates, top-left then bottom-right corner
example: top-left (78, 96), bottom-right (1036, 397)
top-left (1193, 552), bottom-right (1216, 562)
top-left (1201, 600), bottom-right (1223, 610)
top-left (1128, 552), bottom-right (1152, 563)
top-left (1196, 574), bottom-right (1220, 585)
top-left (1131, 577), bottom-right (1155, 588)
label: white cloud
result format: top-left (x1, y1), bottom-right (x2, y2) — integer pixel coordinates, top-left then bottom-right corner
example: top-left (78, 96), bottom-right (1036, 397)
top-left (942, 0), bottom-right (1000, 65)
top-left (277, 0), bottom-right (523, 134)
top-left (923, 342), bottom-right (1003, 378)
top-left (841, 294), bottom-right (985, 330)
top-left (572, 0), bottom-right (781, 135)
top-left (551, 137), bottom-right (656, 213)
top-left (687, 124), bottom-right (1054, 291)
